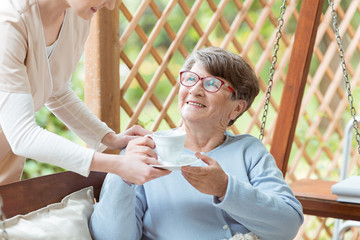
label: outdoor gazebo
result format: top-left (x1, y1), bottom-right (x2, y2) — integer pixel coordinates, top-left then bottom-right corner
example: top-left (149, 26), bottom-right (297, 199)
top-left (1, 0), bottom-right (360, 239)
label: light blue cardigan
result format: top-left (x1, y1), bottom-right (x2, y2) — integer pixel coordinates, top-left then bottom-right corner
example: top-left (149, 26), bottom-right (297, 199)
top-left (90, 133), bottom-right (304, 240)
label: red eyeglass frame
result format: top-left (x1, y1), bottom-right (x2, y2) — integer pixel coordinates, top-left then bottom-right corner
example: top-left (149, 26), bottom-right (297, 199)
top-left (179, 71), bottom-right (235, 93)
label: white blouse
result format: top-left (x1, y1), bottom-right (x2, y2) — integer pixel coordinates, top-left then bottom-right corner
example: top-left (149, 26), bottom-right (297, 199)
top-left (0, 0), bottom-right (113, 182)
top-left (46, 40), bottom-right (57, 59)
top-left (0, 90), bottom-right (110, 176)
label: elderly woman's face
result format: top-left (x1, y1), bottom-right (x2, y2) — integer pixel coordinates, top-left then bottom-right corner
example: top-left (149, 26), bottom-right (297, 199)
top-left (178, 63), bottom-right (245, 129)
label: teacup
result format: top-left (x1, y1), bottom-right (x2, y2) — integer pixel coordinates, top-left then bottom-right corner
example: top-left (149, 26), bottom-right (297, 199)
top-left (147, 129), bottom-right (186, 165)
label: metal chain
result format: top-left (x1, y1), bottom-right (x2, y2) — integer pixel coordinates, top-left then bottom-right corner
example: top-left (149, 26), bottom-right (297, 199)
top-left (0, 195), bottom-right (8, 240)
top-left (259, 0), bottom-right (287, 140)
top-left (329, 0), bottom-right (360, 154)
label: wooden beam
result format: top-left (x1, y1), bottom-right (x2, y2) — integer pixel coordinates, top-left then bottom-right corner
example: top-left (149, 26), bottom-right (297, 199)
top-left (84, 1), bottom-right (120, 133)
top-left (270, 0), bottom-right (325, 176)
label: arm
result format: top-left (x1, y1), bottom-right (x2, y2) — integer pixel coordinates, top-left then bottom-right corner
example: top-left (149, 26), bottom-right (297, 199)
top-left (90, 171), bottom-right (149, 239)
top-left (90, 137), bottom-right (170, 185)
top-left (90, 137), bottom-right (174, 239)
top-left (0, 92), bottom-right (170, 182)
top-left (45, 88), bottom-right (113, 151)
top-left (90, 173), bottom-right (139, 240)
top-left (0, 10), bottom-right (94, 176)
top-left (0, 6), bottom-right (168, 181)
top-left (46, 88), bottom-right (154, 152)
top-left (0, 91), bottom-right (94, 176)
top-left (215, 143), bottom-right (303, 240)
top-left (182, 137), bottom-right (303, 240)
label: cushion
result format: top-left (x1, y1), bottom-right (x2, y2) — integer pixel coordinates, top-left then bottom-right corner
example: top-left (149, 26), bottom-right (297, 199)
top-left (2, 186), bottom-right (94, 240)
top-left (230, 232), bottom-right (261, 240)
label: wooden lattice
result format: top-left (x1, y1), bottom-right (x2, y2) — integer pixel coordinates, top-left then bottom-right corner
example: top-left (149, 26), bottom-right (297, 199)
top-left (85, 0), bottom-right (360, 239)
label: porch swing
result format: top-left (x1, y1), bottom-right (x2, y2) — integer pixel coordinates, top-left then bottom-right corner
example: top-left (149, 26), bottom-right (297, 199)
top-left (265, 0), bottom-right (360, 222)
top-left (260, 0), bottom-right (360, 238)
top-left (1, 0), bottom-right (360, 238)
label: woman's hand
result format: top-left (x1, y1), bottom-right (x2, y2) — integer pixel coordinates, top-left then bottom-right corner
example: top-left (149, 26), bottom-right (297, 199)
top-left (116, 153), bottom-right (170, 185)
top-left (181, 152), bottom-right (228, 198)
top-left (102, 125), bottom-right (152, 150)
top-left (124, 135), bottom-right (157, 159)
top-left (121, 137), bottom-right (170, 184)
top-left (91, 136), bottom-right (170, 185)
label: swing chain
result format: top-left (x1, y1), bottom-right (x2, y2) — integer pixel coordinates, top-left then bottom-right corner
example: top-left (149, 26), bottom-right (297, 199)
top-left (329, 0), bottom-right (360, 154)
top-left (0, 195), bottom-right (8, 240)
top-left (259, 0), bottom-right (287, 140)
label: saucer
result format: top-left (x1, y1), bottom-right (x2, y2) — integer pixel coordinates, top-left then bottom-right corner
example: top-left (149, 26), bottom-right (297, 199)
top-left (150, 155), bottom-right (200, 171)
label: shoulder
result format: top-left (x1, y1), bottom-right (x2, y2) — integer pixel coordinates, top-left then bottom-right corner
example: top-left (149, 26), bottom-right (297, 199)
top-left (0, 0), bottom-right (33, 52)
top-left (0, 0), bottom-right (37, 35)
top-left (0, 0), bottom-right (33, 60)
top-left (223, 132), bottom-right (272, 162)
top-left (0, 0), bottom-right (36, 15)
top-left (225, 132), bottom-right (265, 149)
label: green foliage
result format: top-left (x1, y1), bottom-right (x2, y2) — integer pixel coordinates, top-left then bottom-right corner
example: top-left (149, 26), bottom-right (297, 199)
top-left (24, 2), bottom-right (359, 187)
top-left (24, 2), bottom-right (296, 178)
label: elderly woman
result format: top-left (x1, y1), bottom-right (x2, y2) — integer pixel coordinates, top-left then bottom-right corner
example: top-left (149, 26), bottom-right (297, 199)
top-left (90, 47), bottom-right (304, 240)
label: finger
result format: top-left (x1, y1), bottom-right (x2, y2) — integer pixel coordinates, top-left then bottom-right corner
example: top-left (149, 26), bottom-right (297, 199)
top-left (181, 166), bottom-right (202, 174)
top-left (195, 152), bottom-right (215, 166)
top-left (144, 134), bottom-right (153, 140)
top-left (125, 135), bottom-right (142, 142)
top-left (132, 146), bottom-right (157, 158)
top-left (182, 170), bottom-right (206, 183)
top-left (140, 136), bottom-right (156, 148)
top-left (129, 136), bottom-right (156, 149)
top-left (181, 165), bottom-right (208, 176)
top-left (182, 171), bottom-right (198, 181)
top-left (143, 156), bottom-right (162, 165)
top-left (127, 125), bottom-right (152, 136)
top-left (152, 168), bottom-right (171, 176)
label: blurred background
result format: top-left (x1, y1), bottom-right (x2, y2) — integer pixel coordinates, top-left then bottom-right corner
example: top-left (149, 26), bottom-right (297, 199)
top-left (25, 1), bottom-right (360, 239)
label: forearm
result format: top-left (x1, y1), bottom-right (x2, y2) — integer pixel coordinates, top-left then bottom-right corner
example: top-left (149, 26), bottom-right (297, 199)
top-left (211, 136), bottom-right (304, 239)
top-left (90, 173), bottom-right (137, 240)
top-left (89, 152), bottom-right (123, 174)
top-left (46, 88), bottom-right (113, 150)
top-left (0, 92), bottom-right (93, 176)
top-left (215, 174), bottom-right (303, 240)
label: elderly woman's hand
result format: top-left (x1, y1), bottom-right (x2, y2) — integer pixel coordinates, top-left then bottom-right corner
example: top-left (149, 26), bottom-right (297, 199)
top-left (181, 152), bottom-right (228, 198)
top-left (102, 125), bottom-right (152, 150)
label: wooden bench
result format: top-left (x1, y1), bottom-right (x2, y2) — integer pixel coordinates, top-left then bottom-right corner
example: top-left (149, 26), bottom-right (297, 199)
top-left (0, 171), bottom-right (106, 218)
top-left (291, 179), bottom-right (360, 221)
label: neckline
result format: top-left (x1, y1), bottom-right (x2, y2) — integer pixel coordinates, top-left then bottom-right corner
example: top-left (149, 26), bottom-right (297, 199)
top-left (36, 0), bottom-right (67, 48)
top-left (46, 39), bottom-right (58, 58)
top-left (35, 0), bottom-right (67, 93)
top-left (183, 131), bottom-right (231, 155)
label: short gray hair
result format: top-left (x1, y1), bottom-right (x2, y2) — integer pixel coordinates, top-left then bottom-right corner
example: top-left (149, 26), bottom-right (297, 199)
top-left (181, 47), bottom-right (260, 126)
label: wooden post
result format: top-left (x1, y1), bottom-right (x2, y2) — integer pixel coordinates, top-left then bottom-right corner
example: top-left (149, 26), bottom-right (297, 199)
top-left (84, 1), bottom-right (120, 133)
top-left (270, 0), bottom-right (325, 176)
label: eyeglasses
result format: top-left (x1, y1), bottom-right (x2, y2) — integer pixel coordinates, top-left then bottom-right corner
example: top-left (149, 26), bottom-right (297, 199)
top-left (179, 71), bottom-right (235, 93)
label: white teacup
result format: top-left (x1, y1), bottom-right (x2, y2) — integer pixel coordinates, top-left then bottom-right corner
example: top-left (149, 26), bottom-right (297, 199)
top-left (147, 129), bottom-right (186, 165)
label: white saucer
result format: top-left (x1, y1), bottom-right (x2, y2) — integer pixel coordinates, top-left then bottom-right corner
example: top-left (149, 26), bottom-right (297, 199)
top-left (150, 155), bottom-right (200, 171)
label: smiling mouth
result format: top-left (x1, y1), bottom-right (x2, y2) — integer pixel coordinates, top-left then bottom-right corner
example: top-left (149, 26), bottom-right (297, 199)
top-left (90, 7), bottom-right (98, 13)
top-left (187, 101), bottom-right (206, 107)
